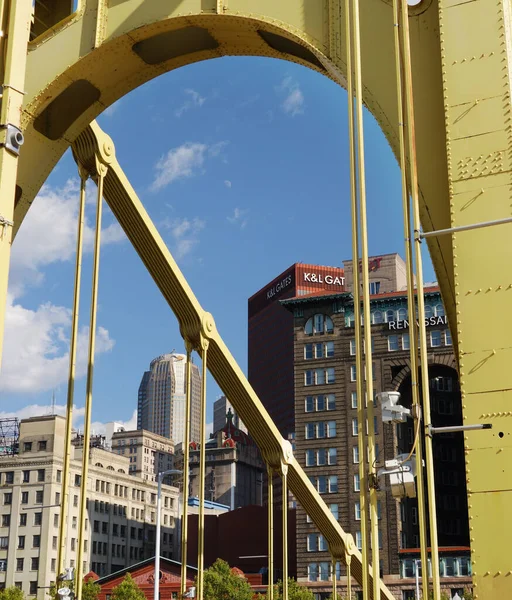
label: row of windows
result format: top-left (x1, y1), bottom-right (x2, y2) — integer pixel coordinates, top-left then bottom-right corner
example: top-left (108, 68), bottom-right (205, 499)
top-left (307, 533), bottom-right (328, 552)
top-left (350, 391), bottom-right (377, 409)
top-left (305, 421), bottom-right (336, 439)
top-left (350, 363), bottom-right (376, 381)
top-left (346, 304), bottom-right (445, 327)
top-left (309, 475), bottom-right (338, 494)
top-left (306, 504), bottom-right (339, 523)
top-left (305, 314), bottom-right (334, 336)
top-left (401, 556), bottom-right (471, 578)
top-left (2, 469), bottom-right (48, 486)
top-left (4, 489), bottom-right (44, 506)
top-left (305, 368), bottom-right (335, 386)
top-left (22, 441), bottom-right (48, 453)
top-left (305, 448), bottom-right (337, 467)
top-left (0, 534), bottom-right (41, 548)
top-left (305, 394), bottom-right (336, 413)
top-left (304, 342), bottom-right (335, 360)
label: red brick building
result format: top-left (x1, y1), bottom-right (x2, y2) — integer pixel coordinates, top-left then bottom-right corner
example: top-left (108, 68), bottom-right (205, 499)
top-left (94, 558), bottom-right (196, 600)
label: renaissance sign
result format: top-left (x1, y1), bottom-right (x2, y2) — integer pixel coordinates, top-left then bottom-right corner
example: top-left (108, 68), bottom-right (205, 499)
top-left (388, 315), bottom-right (447, 330)
top-left (303, 272), bottom-right (345, 286)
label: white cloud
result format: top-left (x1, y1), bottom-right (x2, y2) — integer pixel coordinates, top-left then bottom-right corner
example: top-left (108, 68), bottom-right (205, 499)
top-left (90, 409), bottom-right (138, 436)
top-left (161, 217), bottom-right (206, 260)
top-left (10, 180), bottom-right (125, 298)
top-left (224, 180), bottom-right (232, 188)
top-left (227, 207), bottom-right (249, 229)
top-left (151, 141), bottom-right (229, 192)
top-left (0, 294), bottom-right (115, 394)
top-left (278, 76), bottom-right (305, 117)
top-left (151, 143), bottom-right (207, 191)
top-left (175, 89), bottom-right (206, 118)
top-left (0, 404), bottom-right (137, 437)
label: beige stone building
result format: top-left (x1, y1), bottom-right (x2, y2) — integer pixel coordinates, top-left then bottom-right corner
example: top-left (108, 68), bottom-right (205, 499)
top-left (0, 416), bottom-right (179, 599)
top-left (110, 428), bottom-right (174, 482)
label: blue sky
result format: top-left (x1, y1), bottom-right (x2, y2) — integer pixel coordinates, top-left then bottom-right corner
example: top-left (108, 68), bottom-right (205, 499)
top-left (0, 56), bottom-right (436, 433)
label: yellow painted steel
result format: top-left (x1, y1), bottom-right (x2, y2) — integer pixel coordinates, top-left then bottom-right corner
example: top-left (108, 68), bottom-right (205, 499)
top-left (180, 344), bottom-right (193, 599)
top-left (0, 0), bottom-right (32, 366)
top-left (75, 154), bottom-right (109, 600)
top-left (281, 465), bottom-right (289, 600)
top-left (57, 170), bottom-right (88, 581)
top-left (70, 121), bottom-right (390, 599)
top-left (197, 343), bottom-right (208, 600)
top-left (1, 0), bottom-right (510, 596)
top-left (348, 2), bottom-right (380, 598)
top-left (345, 0), bottom-right (370, 596)
top-left (391, 2), bottom-right (429, 598)
top-left (267, 467), bottom-right (274, 600)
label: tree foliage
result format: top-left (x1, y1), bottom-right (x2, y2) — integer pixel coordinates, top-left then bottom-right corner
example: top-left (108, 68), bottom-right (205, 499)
top-left (201, 559), bottom-right (253, 600)
top-left (273, 578), bottom-right (315, 600)
top-left (0, 587), bottom-right (24, 600)
top-left (111, 573), bottom-right (145, 600)
top-left (82, 579), bottom-right (101, 600)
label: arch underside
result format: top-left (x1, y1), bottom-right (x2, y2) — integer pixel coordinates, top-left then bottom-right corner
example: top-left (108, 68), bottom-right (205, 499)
top-left (16, 0), bottom-right (455, 339)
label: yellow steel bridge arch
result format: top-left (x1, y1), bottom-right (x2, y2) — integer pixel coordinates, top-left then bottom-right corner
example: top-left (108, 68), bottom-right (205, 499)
top-left (1, 0), bottom-right (511, 598)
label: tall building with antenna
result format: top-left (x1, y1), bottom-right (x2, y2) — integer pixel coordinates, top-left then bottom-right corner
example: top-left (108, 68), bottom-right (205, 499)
top-left (137, 352), bottom-right (201, 445)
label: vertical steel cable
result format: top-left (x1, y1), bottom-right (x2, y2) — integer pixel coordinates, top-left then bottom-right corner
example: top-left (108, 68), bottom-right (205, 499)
top-left (57, 171), bottom-right (87, 581)
top-left (180, 344), bottom-right (193, 597)
top-left (345, 1), bottom-right (370, 597)
top-left (76, 165), bottom-right (106, 600)
top-left (392, 1), bottom-right (430, 597)
top-left (281, 466), bottom-right (288, 600)
top-left (399, 1), bottom-right (441, 597)
top-left (267, 467), bottom-right (274, 600)
top-left (196, 344), bottom-right (208, 600)
top-left (349, 0), bottom-right (380, 596)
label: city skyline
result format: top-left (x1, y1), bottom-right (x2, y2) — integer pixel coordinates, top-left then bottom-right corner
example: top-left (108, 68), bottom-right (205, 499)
top-left (0, 56), bottom-right (436, 436)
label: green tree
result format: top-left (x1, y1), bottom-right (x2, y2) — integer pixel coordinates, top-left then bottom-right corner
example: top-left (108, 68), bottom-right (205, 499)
top-left (462, 591), bottom-right (473, 600)
top-left (201, 559), bottom-right (253, 600)
top-left (111, 573), bottom-right (145, 600)
top-left (273, 578), bottom-right (315, 600)
top-left (0, 587), bottom-right (25, 600)
top-left (82, 578), bottom-right (101, 600)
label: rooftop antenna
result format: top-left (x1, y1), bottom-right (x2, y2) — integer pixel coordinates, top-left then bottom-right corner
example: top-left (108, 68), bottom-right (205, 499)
top-left (51, 389), bottom-right (56, 415)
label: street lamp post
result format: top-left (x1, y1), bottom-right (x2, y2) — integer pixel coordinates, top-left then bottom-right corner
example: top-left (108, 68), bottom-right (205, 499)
top-left (154, 469), bottom-right (182, 600)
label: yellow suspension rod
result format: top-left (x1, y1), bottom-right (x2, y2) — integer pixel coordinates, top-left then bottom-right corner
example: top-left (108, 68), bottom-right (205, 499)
top-left (281, 465), bottom-right (288, 600)
top-left (180, 344), bottom-right (193, 598)
top-left (76, 163), bottom-right (106, 600)
top-left (346, 553), bottom-right (352, 599)
top-left (57, 170), bottom-right (87, 581)
top-left (268, 467), bottom-right (274, 600)
top-left (350, 0), bottom-right (380, 596)
top-left (196, 343), bottom-right (209, 600)
top-left (345, 1), bottom-right (370, 597)
top-left (399, 1), bottom-right (441, 597)
top-left (332, 558), bottom-right (337, 599)
top-left (392, 2), bottom-right (429, 597)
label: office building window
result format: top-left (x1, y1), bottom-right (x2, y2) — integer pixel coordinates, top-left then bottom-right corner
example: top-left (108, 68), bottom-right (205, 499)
top-left (305, 314), bottom-right (334, 336)
top-left (386, 309), bottom-right (395, 322)
top-left (351, 392), bottom-right (358, 408)
top-left (24, 443), bottom-right (32, 452)
top-left (354, 474), bottom-right (360, 491)
top-left (307, 534), bottom-right (317, 552)
top-left (356, 531), bottom-right (362, 550)
top-left (319, 535), bottom-right (328, 551)
top-left (397, 308), bottom-right (407, 320)
top-left (430, 330), bottom-right (442, 347)
top-left (352, 418), bottom-right (358, 436)
top-left (35, 491), bottom-right (43, 504)
top-left (38, 441), bottom-right (47, 452)
top-left (3, 493), bottom-right (11, 505)
top-left (2, 515), bottom-right (10, 527)
top-left (353, 447), bottom-right (359, 464)
top-left (370, 282), bottom-right (381, 295)
top-left (308, 563), bottom-right (318, 582)
top-left (56, 470), bottom-right (62, 483)
top-left (37, 469), bottom-right (45, 482)
top-left (16, 558), bottom-right (23, 572)
top-left (388, 335), bottom-right (400, 351)
top-left (350, 339), bottom-right (356, 355)
top-left (329, 476), bottom-right (338, 493)
top-left (22, 471), bottom-right (30, 483)
top-left (21, 492), bottom-right (28, 504)
top-left (31, 558), bottom-right (39, 570)
top-left (304, 344), bottom-right (314, 360)
top-left (34, 512), bottom-right (42, 526)
top-left (51, 559), bottom-right (56, 573)
top-left (20, 514), bottom-right (27, 527)
top-left (30, 582), bottom-right (38, 595)
top-left (425, 305), bottom-right (433, 318)
top-left (33, 536), bottom-right (40, 548)
top-left (435, 304), bottom-right (445, 317)
top-left (355, 502), bottom-right (361, 521)
top-left (445, 329), bottom-right (452, 345)
top-left (5, 472), bottom-right (13, 484)
top-left (402, 334), bottom-right (410, 350)
top-left (350, 365), bottom-right (357, 381)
